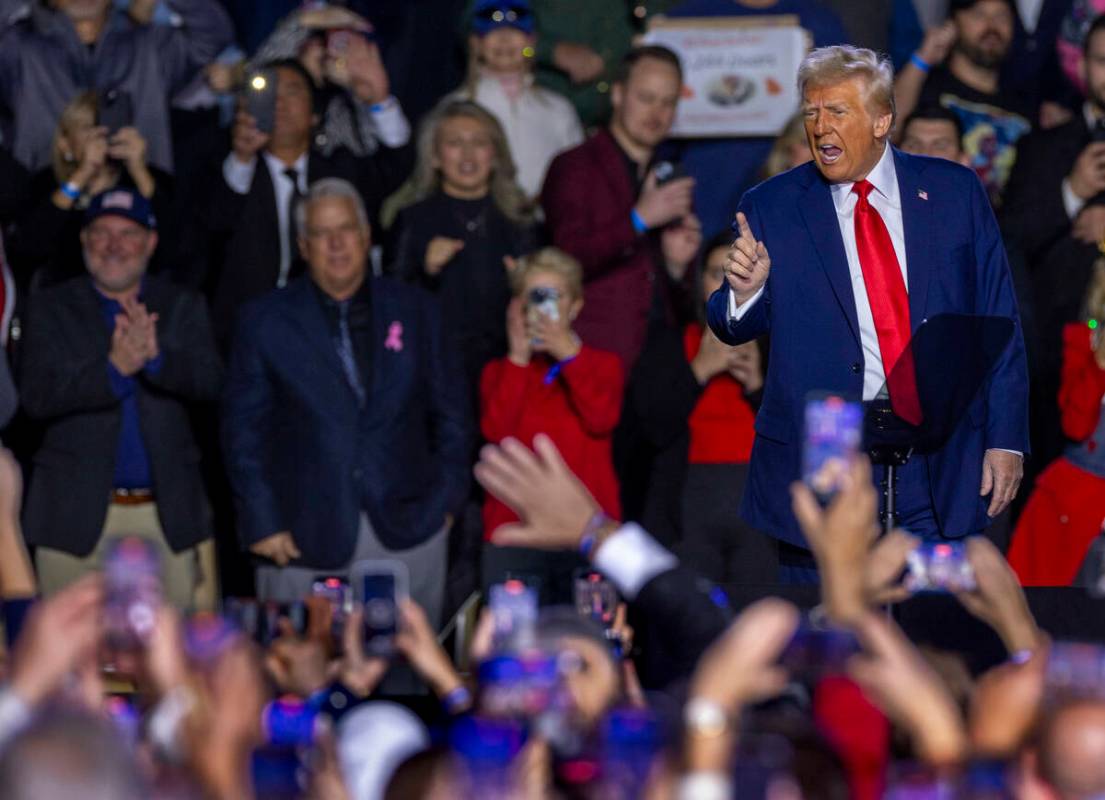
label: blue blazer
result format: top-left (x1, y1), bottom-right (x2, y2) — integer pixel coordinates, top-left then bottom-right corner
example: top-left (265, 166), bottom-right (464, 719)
top-left (222, 275), bottom-right (472, 567)
top-left (707, 148), bottom-right (1029, 548)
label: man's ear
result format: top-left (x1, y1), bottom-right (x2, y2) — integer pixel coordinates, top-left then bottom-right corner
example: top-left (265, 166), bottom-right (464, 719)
top-left (874, 110), bottom-right (893, 141)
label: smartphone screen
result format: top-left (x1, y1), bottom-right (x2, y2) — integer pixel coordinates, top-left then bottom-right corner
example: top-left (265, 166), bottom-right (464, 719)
top-left (802, 394), bottom-right (863, 503)
top-left (103, 537), bottom-right (162, 651)
top-left (361, 573), bottom-right (398, 655)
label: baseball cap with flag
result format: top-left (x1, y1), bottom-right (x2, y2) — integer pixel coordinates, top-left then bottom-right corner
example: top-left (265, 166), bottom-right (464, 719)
top-left (84, 188), bottom-right (157, 230)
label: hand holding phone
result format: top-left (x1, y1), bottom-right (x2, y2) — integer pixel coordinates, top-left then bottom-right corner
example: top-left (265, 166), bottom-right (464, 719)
top-left (904, 542), bottom-right (976, 593)
top-left (350, 559), bottom-right (408, 657)
top-left (103, 537), bottom-right (162, 651)
top-left (803, 394), bottom-right (863, 504)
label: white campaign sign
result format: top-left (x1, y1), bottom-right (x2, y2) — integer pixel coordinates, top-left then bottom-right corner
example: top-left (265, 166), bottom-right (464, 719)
top-left (645, 17), bottom-right (808, 138)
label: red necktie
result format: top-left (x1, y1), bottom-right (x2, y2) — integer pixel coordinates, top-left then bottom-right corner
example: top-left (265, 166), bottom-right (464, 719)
top-left (852, 179), bottom-right (923, 425)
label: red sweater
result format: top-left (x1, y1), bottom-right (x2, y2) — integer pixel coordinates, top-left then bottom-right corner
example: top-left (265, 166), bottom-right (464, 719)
top-left (480, 344), bottom-right (623, 540)
top-left (682, 325), bottom-right (756, 464)
top-left (1059, 322), bottom-right (1105, 442)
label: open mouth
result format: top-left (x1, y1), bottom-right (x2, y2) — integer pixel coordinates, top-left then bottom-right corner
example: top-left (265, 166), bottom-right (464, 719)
top-left (817, 144), bottom-right (843, 164)
top-left (457, 161), bottom-right (478, 176)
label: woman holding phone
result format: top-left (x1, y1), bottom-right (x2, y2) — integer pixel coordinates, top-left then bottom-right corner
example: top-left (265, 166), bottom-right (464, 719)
top-left (479, 249), bottom-right (622, 599)
top-left (11, 91), bottom-right (172, 288)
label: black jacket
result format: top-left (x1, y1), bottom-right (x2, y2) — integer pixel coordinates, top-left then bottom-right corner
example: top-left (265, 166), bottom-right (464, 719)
top-left (206, 143), bottom-right (412, 342)
top-left (221, 275), bottom-right (471, 564)
top-left (19, 275), bottom-right (223, 555)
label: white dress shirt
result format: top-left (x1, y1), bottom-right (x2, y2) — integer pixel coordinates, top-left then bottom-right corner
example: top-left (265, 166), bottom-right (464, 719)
top-left (730, 144), bottom-right (908, 401)
top-left (450, 74), bottom-right (583, 199)
top-left (222, 150), bottom-right (309, 288)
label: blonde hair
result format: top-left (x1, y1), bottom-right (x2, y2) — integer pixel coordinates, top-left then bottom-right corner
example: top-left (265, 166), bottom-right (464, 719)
top-left (51, 91), bottom-right (98, 184)
top-left (410, 99), bottom-right (532, 225)
top-left (762, 113), bottom-right (809, 179)
top-left (1085, 259), bottom-right (1105, 322)
top-left (797, 45), bottom-right (896, 124)
top-left (509, 247), bottom-right (583, 300)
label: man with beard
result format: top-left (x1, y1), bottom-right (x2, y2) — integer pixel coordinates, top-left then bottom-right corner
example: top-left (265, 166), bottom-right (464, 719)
top-left (893, 0), bottom-right (1032, 206)
top-left (1003, 14), bottom-right (1105, 488)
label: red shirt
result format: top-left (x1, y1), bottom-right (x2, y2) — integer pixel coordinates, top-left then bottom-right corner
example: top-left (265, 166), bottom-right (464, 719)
top-left (682, 325), bottom-right (756, 464)
top-left (480, 344), bottom-right (623, 540)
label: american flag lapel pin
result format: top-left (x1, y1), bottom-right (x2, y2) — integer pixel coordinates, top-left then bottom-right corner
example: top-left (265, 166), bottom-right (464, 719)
top-left (918, 189), bottom-right (928, 201)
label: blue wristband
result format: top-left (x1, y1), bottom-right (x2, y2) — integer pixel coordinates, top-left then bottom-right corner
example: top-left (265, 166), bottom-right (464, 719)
top-left (442, 685), bottom-right (472, 715)
top-left (630, 208), bottom-right (648, 234)
top-left (910, 53), bottom-right (931, 74)
top-left (59, 181), bottom-right (80, 201)
top-left (579, 511), bottom-right (613, 558)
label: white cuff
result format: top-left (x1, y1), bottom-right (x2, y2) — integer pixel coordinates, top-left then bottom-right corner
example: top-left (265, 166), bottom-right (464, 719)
top-left (0, 687), bottom-right (33, 748)
top-left (1062, 177), bottom-right (1087, 220)
top-left (676, 772), bottom-right (733, 800)
top-left (992, 448), bottom-right (1023, 457)
top-left (222, 152), bottom-right (256, 195)
top-left (592, 522), bottom-right (678, 601)
top-left (727, 285), bottom-right (764, 322)
top-left (359, 95), bottom-right (411, 148)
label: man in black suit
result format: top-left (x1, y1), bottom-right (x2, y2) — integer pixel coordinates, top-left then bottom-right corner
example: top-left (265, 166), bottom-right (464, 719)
top-left (222, 177), bottom-right (470, 623)
top-left (19, 188), bottom-right (223, 609)
top-left (1003, 14), bottom-right (1105, 470)
top-left (207, 59), bottom-right (412, 342)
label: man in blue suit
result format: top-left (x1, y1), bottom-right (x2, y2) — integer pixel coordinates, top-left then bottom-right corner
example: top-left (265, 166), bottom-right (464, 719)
top-left (223, 178), bottom-right (471, 622)
top-left (707, 46), bottom-right (1028, 575)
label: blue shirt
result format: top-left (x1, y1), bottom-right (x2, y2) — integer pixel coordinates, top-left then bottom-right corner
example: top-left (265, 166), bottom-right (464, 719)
top-left (666, 0), bottom-right (847, 238)
top-left (95, 282), bottom-right (162, 490)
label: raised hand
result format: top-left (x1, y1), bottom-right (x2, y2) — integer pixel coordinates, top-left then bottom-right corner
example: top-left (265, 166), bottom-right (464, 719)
top-left (474, 434), bottom-right (601, 551)
top-left (726, 212), bottom-right (771, 305)
top-left (634, 170), bottom-right (694, 230)
top-left (424, 236), bottom-right (465, 276)
top-left (230, 109), bottom-right (269, 165)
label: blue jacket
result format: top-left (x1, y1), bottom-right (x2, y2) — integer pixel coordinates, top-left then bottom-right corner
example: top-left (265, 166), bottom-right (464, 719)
top-left (222, 275), bottom-right (472, 566)
top-left (707, 148), bottom-right (1029, 547)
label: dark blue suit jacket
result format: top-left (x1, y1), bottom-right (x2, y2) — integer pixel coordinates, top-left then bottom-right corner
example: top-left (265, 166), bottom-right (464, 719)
top-left (707, 148), bottom-right (1029, 548)
top-left (222, 275), bottom-right (472, 567)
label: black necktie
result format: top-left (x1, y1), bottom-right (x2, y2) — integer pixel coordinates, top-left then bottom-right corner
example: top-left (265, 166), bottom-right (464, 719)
top-left (284, 167), bottom-right (304, 283)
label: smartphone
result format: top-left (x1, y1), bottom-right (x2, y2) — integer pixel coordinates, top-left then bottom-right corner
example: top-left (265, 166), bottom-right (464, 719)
top-left (1044, 642), bottom-right (1105, 703)
top-left (350, 559), bottom-right (408, 657)
top-left (527, 286), bottom-right (560, 324)
top-left (489, 579), bottom-right (538, 650)
top-left (802, 394), bottom-right (863, 503)
top-left (653, 160), bottom-right (686, 186)
top-left (98, 88), bottom-right (134, 135)
top-left (312, 576), bottom-right (351, 646)
top-left (223, 598), bottom-right (306, 647)
top-left (184, 612), bottom-right (241, 668)
top-left (904, 542), bottom-right (977, 593)
top-left (242, 68), bottom-right (278, 134)
top-left (103, 537), bottom-right (162, 651)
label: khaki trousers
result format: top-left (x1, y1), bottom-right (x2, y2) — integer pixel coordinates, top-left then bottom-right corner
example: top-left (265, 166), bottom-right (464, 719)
top-left (35, 502), bottom-right (214, 611)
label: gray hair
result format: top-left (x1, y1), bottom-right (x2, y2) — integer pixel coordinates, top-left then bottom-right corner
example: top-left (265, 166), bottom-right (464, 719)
top-left (294, 177), bottom-right (370, 240)
top-left (797, 45), bottom-right (896, 123)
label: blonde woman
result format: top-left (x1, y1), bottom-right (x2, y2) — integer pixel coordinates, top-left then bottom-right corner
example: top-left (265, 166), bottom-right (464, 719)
top-left (389, 100), bottom-right (536, 390)
top-left (13, 92), bottom-right (170, 286)
top-left (1009, 261), bottom-right (1105, 585)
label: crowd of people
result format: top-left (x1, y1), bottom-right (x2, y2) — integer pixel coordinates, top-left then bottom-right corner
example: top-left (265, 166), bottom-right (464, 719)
top-left (0, 0), bottom-right (1103, 796)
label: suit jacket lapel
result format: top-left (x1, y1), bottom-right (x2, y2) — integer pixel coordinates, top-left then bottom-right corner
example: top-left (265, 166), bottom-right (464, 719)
top-left (281, 279), bottom-right (347, 382)
top-left (798, 175), bottom-right (861, 346)
top-left (76, 280), bottom-right (112, 354)
top-left (894, 149), bottom-right (932, 330)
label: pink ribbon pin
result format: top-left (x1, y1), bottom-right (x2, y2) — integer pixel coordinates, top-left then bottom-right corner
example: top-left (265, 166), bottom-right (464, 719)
top-left (385, 321), bottom-right (403, 352)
